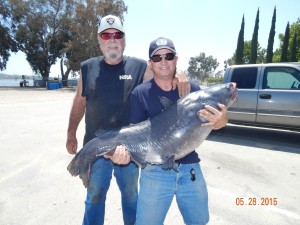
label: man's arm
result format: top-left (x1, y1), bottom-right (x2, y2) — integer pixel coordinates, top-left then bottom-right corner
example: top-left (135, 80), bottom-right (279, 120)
top-left (66, 72), bottom-right (86, 154)
top-left (172, 70), bottom-right (191, 98)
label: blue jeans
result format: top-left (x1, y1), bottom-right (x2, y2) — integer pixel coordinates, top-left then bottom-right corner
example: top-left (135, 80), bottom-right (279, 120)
top-left (135, 163), bottom-right (209, 225)
top-left (82, 157), bottom-right (139, 225)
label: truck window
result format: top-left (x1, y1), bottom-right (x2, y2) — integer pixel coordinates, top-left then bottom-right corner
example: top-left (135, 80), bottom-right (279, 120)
top-left (263, 67), bottom-right (300, 89)
top-left (231, 67), bottom-right (257, 89)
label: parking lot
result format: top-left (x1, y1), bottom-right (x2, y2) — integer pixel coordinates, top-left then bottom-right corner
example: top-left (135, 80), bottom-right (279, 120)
top-left (0, 88), bottom-right (299, 225)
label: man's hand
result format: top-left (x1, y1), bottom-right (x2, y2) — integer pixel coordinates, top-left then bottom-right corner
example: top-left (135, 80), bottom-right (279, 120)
top-left (199, 103), bottom-right (228, 130)
top-left (172, 70), bottom-right (190, 98)
top-left (66, 71), bottom-right (86, 155)
top-left (104, 145), bottom-right (131, 165)
top-left (66, 133), bottom-right (78, 155)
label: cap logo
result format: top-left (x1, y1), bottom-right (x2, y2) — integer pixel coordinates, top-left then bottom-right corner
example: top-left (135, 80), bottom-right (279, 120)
top-left (106, 17), bottom-right (115, 25)
top-left (156, 38), bottom-right (168, 46)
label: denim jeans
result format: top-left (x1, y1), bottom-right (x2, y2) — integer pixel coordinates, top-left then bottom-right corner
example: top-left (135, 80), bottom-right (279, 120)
top-left (135, 163), bottom-right (209, 225)
top-left (82, 157), bottom-right (139, 225)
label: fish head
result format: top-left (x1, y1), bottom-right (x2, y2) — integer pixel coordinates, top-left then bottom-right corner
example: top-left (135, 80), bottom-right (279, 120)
top-left (202, 82), bottom-right (238, 108)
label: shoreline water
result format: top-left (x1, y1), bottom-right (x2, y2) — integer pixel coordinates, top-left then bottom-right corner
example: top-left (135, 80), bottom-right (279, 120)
top-left (0, 79), bottom-right (34, 87)
top-left (0, 79), bottom-right (78, 87)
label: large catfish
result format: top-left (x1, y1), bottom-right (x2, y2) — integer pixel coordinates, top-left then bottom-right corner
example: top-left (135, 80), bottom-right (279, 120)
top-left (68, 82), bottom-right (237, 187)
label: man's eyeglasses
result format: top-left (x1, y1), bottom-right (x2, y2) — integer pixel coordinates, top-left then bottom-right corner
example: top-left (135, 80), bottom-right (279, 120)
top-left (151, 53), bottom-right (176, 62)
top-left (100, 32), bottom-right (124, 40)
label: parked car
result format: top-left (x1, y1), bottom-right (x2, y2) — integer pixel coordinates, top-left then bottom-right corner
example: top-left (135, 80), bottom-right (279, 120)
top-left (223, 63), bottom-right (300, 131)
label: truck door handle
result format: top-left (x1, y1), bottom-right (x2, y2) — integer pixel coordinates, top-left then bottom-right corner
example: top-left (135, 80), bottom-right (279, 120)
top-left (259, 94), bottom-right (271, 99)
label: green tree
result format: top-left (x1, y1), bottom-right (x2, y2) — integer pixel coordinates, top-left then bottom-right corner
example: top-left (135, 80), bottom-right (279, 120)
top-left (290, 32), bottom-right (298, 61)
top-left (272, 32), bottom-right (284, 62)
top-left (250, 8), bottom-right (259, 64)
top-left (0, 1), bottom-right (17, 70)
top-left (257, 47), bottom-right (267, 63)
top-left (1, 0), bottom-right (75, 82)
top-left (0, 23), bottom-right (17, 71)
top-left (228, 40), bottom-right (266, 65)
top-left (266, 6), bottom-right (276, 63)
top-left (187, 52), bottom-right (219, 84)
top-left (289, 18), bottom-right (300, 62)
top-left (235, 15), bottom-right (245, 65)
top-left (243, 40), bottom-right (252, 64)
top-left (273, 19), bottom-right (300, 62)
top-left (280, 22), bottom-right (290, 62)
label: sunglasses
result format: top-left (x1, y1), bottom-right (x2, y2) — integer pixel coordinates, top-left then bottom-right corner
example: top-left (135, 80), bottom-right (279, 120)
top-left (100, 32), bottom-right (124, 40)
top-left (151, 53), bottom-right (176, 62)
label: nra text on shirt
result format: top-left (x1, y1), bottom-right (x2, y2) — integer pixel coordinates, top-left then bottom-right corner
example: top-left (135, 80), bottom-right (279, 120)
top-left (119, 75), bottom-right (132, 80)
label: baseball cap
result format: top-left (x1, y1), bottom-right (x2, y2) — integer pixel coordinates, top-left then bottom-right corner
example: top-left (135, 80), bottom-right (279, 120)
top-left (97, 15), bottom-right (125, 34)
top-left (149, 37), bottom-right (176, 58)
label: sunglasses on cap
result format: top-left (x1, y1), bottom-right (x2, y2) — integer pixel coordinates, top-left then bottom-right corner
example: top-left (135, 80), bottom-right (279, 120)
top-left (100, 32), bottom-right (124, 40)
top-left (151, 53), bottom-right (176, 63)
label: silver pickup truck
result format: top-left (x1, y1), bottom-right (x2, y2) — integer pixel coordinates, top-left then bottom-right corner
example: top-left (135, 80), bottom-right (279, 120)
top-left (223, 63), bottom-right (300, 131)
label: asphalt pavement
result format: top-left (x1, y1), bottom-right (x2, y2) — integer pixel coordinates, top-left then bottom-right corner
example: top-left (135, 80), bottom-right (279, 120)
top-left (0, 87), bottom-right (299, 225)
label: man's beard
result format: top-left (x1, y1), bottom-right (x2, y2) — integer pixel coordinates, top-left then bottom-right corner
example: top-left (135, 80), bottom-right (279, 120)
top-left (107, 43), bottom-right (122, 59)
top-left (108, 51), bottom-right (122, 59)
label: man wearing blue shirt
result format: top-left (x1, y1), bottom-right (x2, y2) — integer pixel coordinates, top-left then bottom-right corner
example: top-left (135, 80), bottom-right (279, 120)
top-left (130, 37), bottom-right (228, 225)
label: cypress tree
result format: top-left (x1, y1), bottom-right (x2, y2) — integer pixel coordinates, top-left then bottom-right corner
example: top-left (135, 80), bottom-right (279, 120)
top-left (250, 8), bottom-right (259, 64)
top-left (290, 32), bottom-right (298, 62)
top-left (266, 7), bottom-right (276, 63)
top-left (235, 15), bottom-right (245, 65)
top-left (280, 22), bottom-right (290, 62)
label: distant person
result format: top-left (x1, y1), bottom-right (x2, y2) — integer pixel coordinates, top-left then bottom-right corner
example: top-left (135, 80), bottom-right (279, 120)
top-left (66, 15), bottom-right (190, 225)
top-left (130, 37), bottom-right (228, 225)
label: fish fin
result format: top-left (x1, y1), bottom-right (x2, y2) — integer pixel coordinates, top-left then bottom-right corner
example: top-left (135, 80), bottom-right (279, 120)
top-left (140, 162), bottom-right (148, 169)
top-left (96, 148), bottom-right (116, 157)
top-left (161, 155), bottom-right (176, 170)
top-left (78, 163), bottom-right (90, 188)
top-left (127, 152), bottom-right (147, 169)
top-left (131, 160), bottom-right (147, 169)
top-left (158, 96), bottom-right (174, 110)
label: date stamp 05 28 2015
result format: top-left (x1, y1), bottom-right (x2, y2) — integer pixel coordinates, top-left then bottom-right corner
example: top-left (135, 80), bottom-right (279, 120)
top-left (236, 197), bottom-right (278, 206)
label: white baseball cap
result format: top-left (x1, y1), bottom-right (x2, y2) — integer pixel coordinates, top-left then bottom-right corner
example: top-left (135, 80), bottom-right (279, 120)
top-left (97, 15), bottom-right (125, 34)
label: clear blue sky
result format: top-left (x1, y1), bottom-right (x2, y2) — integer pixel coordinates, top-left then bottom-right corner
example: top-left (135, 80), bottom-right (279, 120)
top-left (3, 0), bottom-right (300, 76)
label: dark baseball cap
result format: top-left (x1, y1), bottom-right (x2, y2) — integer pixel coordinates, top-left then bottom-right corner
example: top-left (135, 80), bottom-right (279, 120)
top-left (149, 37), bottom-right (176, 58)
